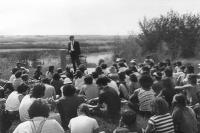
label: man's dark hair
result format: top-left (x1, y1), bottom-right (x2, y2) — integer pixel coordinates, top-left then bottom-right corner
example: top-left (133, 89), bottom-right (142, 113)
top-left (15, 71), bottom-right (22, 78)
top-left (42, 78), bottom-right (51, 84)
top-left (63, 84), bottom-right (76, 96)
top-left (95, 66), bottom-right (103, 75)
top-left (48, 66), bottom-right (54, 73)
top-left (96, 76), bottom-right (109, 86)
top-left (69, 35), bottom-right (74, 40)
top-left (121, 110), bottom-right (137, 126)
top-left (84, 75), bottom-right (93, 85)
top-left (188, 74), bottom-right (197, 85)
top-left (174, 93), bottom-right (186, 107)
top-left (36, 65), bottom-right (42, 70)
top-left (118, 72), bottom-right (126, 81)
top-left (92, 72), bottom-right (98, 79)
top-left (100, 63), bottom-right (107, 69)
top-left (186, 65), bottom-right (194, 74)
top-left (125, 69), bottom-right (132, 76)
top-left (12, 68), bottom-right (19, 74)
top-left (118, 62), bottom-right (126, 67)
top-left (57, 68), bottom-right (63, 74)
top-left (74, 70), bottom-right (83, 79)
top-left (129, 73), bottom-right (138, 82)
top-left (139, 75), bottom-right (153, 90)
top-left (17, 83), bottom-right (29, 94)
top-left (164, 67), bottom-right (173, 77)
top-left (79, 64), bottom-right (87, 73)
top-left (78, 103), bottom-right (90, 116)
top-left (30, 83), bottom-right (45, 98)
top-left (53, 73), bottom-right (61, 81)
top-left (28, 99), bottom-right (50, 119)
top-left (142, 66), bottom-right (150, 73)
top-left (21, 74), bottom-right (29, 81)
top-left (176, 61), bottom-right (182, 67)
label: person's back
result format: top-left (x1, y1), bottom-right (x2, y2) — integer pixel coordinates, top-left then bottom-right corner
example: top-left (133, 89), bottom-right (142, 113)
top-left (51, 79), bottom-right (63, 96)
top-left (81, 84), bottom-right (99, 100)
top-left (43, 84), bottom-right (56, 99)
top-left (162, 77), bottom-right (176, 106)
top-left (57, 95), bottom-right (85, 129)
top-left (13, 118), bottom-right (64, 133)
top-left (5, 91), bottom-right (21, 111)
top-left (173, 106), bottom-right (198, 133)
top-left (99, 86), bottom-right (121, 116)
top-left (137, 88), bottom-right (155, 112)
top-left (69, 115), bottom-right (98, 133)
top-left (172, 94), bottom-right (198, 133)
top-left (152, 80), bottom-right (162, 96)
top-left (19, 95), bottom-right (35, 121)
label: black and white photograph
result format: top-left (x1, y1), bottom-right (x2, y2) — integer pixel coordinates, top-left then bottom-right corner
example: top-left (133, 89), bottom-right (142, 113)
top-left (0, 0), bottom-right (200, 133)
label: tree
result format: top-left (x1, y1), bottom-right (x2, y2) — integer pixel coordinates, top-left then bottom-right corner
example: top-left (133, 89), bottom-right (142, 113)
top-left (137, 10), bottom-right (200, 59)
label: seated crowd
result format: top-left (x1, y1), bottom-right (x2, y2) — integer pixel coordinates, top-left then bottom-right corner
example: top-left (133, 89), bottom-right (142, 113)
top-left (0, 57), bottom-right (200, 133)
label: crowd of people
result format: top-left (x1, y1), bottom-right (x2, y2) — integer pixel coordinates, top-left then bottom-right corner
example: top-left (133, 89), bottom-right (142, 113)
top-left (0, 56), bottom-right (200, 133)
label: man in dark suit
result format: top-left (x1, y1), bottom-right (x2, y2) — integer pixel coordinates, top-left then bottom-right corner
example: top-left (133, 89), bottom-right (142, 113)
top-left (68, 35), bottom-right (81, 72)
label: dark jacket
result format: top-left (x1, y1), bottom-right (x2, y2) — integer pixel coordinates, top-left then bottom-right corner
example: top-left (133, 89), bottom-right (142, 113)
top-left (68, 41), bottom-right (81, 56)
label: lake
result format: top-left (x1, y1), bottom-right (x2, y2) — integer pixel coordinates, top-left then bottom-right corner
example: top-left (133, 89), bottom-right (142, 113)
top-left (0, 49), bottom-right (113, 79)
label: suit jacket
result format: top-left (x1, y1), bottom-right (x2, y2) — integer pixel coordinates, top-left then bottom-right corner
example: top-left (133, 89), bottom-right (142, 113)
top-left (68, 41), bottom-right (81, 56)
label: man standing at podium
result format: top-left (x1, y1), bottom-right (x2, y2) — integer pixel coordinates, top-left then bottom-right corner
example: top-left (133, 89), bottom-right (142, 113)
top-left (68, 35), bottom-right (81, 72)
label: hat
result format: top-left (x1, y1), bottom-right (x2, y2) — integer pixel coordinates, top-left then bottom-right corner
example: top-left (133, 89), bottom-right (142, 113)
top-left (63, 77), bottom-right (72, 84)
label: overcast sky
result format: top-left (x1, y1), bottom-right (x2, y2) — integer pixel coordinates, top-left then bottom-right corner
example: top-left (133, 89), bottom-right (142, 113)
top-left (0, 0), bottom-right (200, 35)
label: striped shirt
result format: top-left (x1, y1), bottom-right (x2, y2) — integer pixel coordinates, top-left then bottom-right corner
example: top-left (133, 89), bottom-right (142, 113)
top-left (148, 113), bottom-right (175, 133)
top-left (138, 88), bottom-right (155, 111)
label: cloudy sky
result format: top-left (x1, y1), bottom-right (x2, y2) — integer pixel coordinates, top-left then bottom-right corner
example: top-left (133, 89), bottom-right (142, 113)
top-left (0, 0), bottom-right (199, 35)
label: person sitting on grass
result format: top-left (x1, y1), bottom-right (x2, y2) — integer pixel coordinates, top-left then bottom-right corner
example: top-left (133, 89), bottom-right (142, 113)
top-left (89, 76), bottom-right (121, 123)
top-left (13, 99), bottom-right (65, 133)
top-left (19, 83), bottom-right (45, 122)
top-left (152, 71), bottom-right (163, 96)
top-left (118, 72), bottom-right (129, 100)
top-left (145, 97), bottom-right (175, 133)
top-left (129, 75), bottom-right (155, 117)
top-left (42, 78), bottom-right (56, 100)
top-left (9, 68), bottom-right (18, 84)
top-left (172, 93), bottom-right (198, 133)
top-left (57, 84), bottom-right (85, 130)
top-left (2, 84), bottom-right (29, 133)
top-left (161, 67), bottom-right (176, 107)
top-left (50, 73), bottom-right (63, 97)
top-left (113, 110), bottom-right (142, 133)
top-left (127, 73), bottom-right (139, 95)
top-left (74, 70), bottom-right (85, 92)
top-left (33, 65), bottom-right (43, 80)
top-left (80, 75), bottom-right (99, 100)
top-left (45, 65), bottom-right (54, 81)
top-left (13, 70), bottom-right (23, 90)
top-left (175, 74), bottom-right (200, 105)
top-left (68, 103), bottom-right (99, 133)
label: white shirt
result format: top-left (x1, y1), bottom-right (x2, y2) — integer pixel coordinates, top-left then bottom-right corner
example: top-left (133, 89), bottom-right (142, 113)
top-left (74, 77), bottom-right (85, 90)
top-left (70, 41), bottom-right (74, 51)
top-left (13, 117), bottom-right (64, 133)
top-left (5, 91), bottom-right (21, 111)
top-left (68, 115), bottom-right (99, 133)
top-left (19, 95), bottom-right (36, 122)
top-left (43, 84), bottom-right (56, 99)
top-left (9, 74), bottom-right (16, 83)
